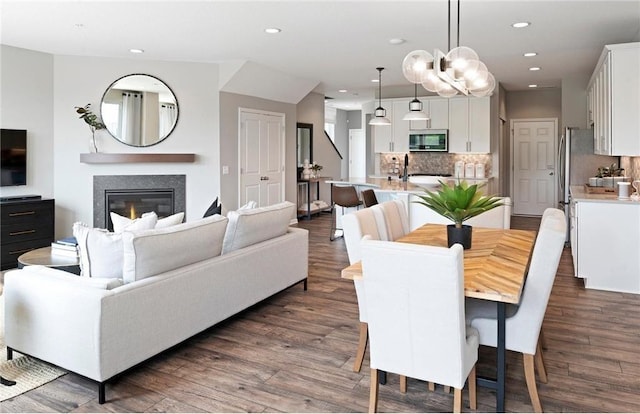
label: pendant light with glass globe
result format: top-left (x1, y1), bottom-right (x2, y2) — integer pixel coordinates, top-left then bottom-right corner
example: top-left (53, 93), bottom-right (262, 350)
top-left (369, 67), bottom-right (392, 126)
top-left (402, 0), bottom-right (495, 98)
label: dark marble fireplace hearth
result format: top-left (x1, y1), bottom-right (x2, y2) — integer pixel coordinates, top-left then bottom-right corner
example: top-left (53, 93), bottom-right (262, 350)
top-left (93, 175), bottom-right (186, 229)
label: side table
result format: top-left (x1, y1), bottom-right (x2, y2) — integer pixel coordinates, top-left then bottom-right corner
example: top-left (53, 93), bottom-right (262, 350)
top-left (0, 284), bottom-right (17, 386)
top-left (18, 246), bottom-right (81, 275)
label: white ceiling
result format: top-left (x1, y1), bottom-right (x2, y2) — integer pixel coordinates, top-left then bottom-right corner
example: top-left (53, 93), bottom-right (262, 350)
top-left (2, 0), bottom-right (639, 110)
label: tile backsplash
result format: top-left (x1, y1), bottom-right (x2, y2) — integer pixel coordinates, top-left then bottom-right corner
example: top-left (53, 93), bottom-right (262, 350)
top-left (380, 153), bottom-right (492, 178)
top-left (621, 156), bottom-right (640, 181)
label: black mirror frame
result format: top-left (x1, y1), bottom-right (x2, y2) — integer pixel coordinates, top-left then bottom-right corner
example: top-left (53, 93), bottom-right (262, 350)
top-left (100, 73), bottom-right (179, 148)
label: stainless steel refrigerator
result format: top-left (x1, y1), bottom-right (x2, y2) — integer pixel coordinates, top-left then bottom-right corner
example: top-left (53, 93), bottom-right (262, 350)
top-left (557, 127), bottom-right (617, 242)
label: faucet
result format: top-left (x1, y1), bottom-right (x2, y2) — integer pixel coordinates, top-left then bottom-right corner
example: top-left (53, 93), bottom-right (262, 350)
top-left (402, 153), bottom-right (409, 182)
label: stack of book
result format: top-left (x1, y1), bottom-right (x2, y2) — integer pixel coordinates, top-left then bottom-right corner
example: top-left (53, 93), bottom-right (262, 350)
top-left (51, 236), bottom-right (79, 258)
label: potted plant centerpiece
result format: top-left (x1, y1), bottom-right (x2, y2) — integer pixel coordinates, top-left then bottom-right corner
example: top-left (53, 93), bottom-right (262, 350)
top-left (413, 179), bottom-right (503, 249)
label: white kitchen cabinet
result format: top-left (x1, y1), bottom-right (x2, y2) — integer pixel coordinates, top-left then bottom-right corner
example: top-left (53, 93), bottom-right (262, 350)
top-left (391, 100), bottom-right (410, 153)
top-left (569, 199), bottom-right (578, 276)
top-left (375, 97), bottom-right (453, 152)
top-left (373, 99), bottom-right (394, 153)
top-left (587, 42), bottom-right (640, 156)
top-left (448, 96), bottom-right (490, 153)
top-left (408, 97), bottom-right (449, 130)
top-left (573, 199), bottom-right (640, 294)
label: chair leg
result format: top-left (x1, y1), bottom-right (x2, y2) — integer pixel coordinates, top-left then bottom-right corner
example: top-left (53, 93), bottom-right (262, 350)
top-left (469, 364), bottom-right (477, 410)
top-left (369, 368), bottom-right (379, 413)
top-left (428, 382), bottom-right (435, 391)
top-left (453, 387), bottom-right (462, 413)
top-left (444, 385), bottom-right (451, 394)
top-left (353, 322), bottom-right (368, 372)
top-left (535, 340), bottom-right (548, 384)
top-left (329, 205), bottom-right (337, 241)
top-left (523, 353), bottom-right (543, 413)
top-left (400, 375), bottom-right (407, 393)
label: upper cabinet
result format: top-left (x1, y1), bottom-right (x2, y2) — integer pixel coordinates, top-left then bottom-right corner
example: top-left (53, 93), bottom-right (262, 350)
top-left (588, 43), bottom-right (640, 156)
top-left (408, 98), bottom-right (449, 130)
top-left (448, 96), bottom-right (491, 153)
top-left (372, 97), bottom-right (455, 153)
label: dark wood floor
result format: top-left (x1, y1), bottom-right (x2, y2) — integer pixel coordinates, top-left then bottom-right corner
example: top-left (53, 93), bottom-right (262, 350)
top-left (2, 213), bottom-right (640, 412)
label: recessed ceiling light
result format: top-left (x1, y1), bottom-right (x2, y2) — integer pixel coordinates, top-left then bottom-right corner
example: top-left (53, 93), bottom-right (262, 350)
top-left (129, 48), bottom-right (144, 54)
top-left (512, 22), bottom-right (530, 28)
top-left (529, 67), bottom-right (541, 71)
top-left (264, 28), bottom-right (281, 34)
top-left (529, 84), bottom-right (538, 88)
top-left (389, 38), bottom-right (405, 45)
top-left (524, 52), bottom-right (537, 57)
top-left (338, 89), bottom-right (347, 93)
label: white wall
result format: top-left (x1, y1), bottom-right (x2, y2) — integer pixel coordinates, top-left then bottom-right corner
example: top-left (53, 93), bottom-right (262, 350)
top-left (53, 55), bottom-right (219, 238)
top-left (0, 45), bottom-right (54, 200)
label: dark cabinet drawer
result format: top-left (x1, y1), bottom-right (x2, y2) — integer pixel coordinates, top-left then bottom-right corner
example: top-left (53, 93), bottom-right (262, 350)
top-left (1, 198), bottom-right (55, 270)
top-left (1, 221), bottom-right (54, 243)
top-left (1, 199), bottom-right (54, 224)
top-left (1, 239), bottom-right (52, 269)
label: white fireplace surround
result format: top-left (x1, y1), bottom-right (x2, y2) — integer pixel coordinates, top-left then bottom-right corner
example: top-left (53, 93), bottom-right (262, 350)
top-left (93, 175), bottom-right (186, 229)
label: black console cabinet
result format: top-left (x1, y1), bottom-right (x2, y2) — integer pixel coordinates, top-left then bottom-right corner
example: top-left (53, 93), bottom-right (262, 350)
top-left (1, 198), bottom-right (55, 270)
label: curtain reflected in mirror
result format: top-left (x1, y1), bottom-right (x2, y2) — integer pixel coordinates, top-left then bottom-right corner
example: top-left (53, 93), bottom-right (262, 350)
top-left (101, 74), bottom-right (178, 147)
top-left (297, 123), bottom-right (313, 167)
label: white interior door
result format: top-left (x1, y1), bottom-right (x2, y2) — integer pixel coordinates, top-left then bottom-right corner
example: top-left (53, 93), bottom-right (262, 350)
top-left (511, 119), bottom-right (557, 216)
top-left (349, 129), bottom-right (365, 178)
top-left (239, 109), bottom-right (285, 208)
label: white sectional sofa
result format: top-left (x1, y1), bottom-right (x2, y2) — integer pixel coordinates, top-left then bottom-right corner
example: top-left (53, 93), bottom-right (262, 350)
top-left (3, 201), bottom-right (308, 403)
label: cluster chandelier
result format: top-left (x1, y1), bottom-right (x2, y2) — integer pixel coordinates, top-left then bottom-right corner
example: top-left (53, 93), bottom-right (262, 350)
top-left (402, 0), bottom-right (495, 98)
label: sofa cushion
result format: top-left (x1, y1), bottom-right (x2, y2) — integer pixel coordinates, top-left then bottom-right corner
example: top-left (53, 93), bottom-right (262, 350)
top-left (121, 214), bottom-right (229, 284)
top-left (73, 222), bottom-right (124, 279)
top-left (222, 201), bottom-right (295, 254)
top-left (110, 211), bottom-right (158, 233)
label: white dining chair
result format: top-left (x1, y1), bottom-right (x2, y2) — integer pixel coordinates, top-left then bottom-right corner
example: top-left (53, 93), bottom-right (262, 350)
top-left (371, 199), bottom-right (410, 240)
top-left (361, 238), bottom-right (478, 413)
top-left (465, 196), bottom-right (512, 229)
top-left (343, 208), bottom-right (388, 373)
top-left (465, 207), bottom-right (566, 413)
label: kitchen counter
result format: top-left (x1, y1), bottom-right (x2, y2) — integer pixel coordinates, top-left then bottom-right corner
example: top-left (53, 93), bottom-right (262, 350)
top-left (326, 177), bottom-right (426, 193)
top-left (570, 185), bottom-right (640, 203)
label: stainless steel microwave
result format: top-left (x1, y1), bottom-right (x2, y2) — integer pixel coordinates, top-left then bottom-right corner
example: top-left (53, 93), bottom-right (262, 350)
top-left (409, 129), bottom-right (448, 152)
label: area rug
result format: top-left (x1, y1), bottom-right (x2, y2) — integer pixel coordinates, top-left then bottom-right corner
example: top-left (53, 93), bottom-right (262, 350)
top-left (0, 295), bottom-right (67, 402)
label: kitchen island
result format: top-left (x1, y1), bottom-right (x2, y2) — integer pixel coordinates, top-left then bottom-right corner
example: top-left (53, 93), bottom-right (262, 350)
top-left (569, 185), bottom-right (640, 294)
top-left (327, 177), bottom-right (494, 232)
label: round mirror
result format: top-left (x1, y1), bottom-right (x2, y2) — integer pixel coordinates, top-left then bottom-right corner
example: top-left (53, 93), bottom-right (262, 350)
top-left (100, 74), bottom-right (178, 147)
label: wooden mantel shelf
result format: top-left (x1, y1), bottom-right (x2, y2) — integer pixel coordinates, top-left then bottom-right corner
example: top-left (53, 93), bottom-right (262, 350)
top-left (80, 153), bottom-right (196, 164)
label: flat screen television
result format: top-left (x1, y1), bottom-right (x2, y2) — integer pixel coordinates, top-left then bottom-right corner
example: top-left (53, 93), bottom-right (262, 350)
top-left (1, 129), bottom-right (27, 187)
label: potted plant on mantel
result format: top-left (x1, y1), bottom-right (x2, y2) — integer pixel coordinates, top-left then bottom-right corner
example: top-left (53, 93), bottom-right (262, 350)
top-left (75, 103), bottom-right (106, 153)
top-left (413, 179), bottom-right (503, 249)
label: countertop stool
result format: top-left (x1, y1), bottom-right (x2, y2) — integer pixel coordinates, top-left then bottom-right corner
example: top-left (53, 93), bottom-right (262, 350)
top-left (330, 184), bottom-right (363, 241)
top-left (0, 283), bottom-right (17, 386)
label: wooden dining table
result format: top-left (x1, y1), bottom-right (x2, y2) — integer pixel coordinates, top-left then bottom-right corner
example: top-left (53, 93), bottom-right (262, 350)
top-left (341, 224), bottom-right (537, 412)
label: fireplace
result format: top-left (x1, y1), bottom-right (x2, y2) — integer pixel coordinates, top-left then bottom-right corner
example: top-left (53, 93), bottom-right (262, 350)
top-left (93, 175), bottom-right (186, 229)
top-left (105, 189), bottom-right (175, 231)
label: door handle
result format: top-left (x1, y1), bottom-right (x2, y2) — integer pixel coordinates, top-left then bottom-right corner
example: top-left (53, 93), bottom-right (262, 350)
top-left (260, 176), bottom-right (270, 181)
top-left (549, 172), bottom-right (554, 176)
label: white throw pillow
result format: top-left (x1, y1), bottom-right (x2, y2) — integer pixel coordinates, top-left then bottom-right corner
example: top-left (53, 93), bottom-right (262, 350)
top-left (72, 222), bottom-right (124, 279)
top-left (110, 211), bottom-right (158, 233)
top-left (238, 200), bottom-right (257, 210)
top-left (222, 201), bottom-right (295, 254)
top-left (150, 212), bottom-right (185, 229)
top-left (121, 214), bottom-right (228, 284)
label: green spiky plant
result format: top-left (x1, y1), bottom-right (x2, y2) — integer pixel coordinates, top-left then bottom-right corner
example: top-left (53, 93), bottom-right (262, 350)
top-left (413, 179), bottom-right (503, 229)
top-left (75, 103), bottom-right (106, 152)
